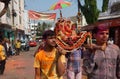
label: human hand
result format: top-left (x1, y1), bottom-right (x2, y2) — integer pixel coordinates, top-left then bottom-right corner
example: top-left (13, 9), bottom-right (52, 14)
top-left (83, 44), bottom-right (94, 49)
top-left (83, 44), bottom-right (101, 50)
top-left (90, 44), bottom-right (106, 51)
top-left (56, 46), bottom-right (66, 55)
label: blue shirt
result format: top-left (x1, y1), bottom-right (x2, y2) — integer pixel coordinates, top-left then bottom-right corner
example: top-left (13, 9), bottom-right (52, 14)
top-left (67, 48), bottom-right (82, 73)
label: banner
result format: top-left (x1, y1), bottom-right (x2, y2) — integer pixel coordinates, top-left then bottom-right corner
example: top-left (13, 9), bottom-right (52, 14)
top-left (28, 10), bottom-right (56, 21)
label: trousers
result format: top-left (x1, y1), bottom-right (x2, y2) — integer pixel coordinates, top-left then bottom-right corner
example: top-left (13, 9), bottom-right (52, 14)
top-left (0, 60), bottom-right (6, 74)
top-left (67, 70), bottom-right (82, 79)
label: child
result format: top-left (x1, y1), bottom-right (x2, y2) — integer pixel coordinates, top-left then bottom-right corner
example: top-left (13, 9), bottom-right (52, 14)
top-left (66, 48), bottom-right (83, 79)
top-left (34, 30), bottom-right (66, 79)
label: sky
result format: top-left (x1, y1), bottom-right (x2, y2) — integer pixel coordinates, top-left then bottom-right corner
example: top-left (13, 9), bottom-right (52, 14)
top-left (25, 0), bottom-right (103, 18)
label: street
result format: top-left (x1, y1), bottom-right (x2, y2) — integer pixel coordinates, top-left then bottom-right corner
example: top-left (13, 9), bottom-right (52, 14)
top-left (0, 46), bottom-right (87, 79)
top-left (0, 47), bottom-right (37, 79)
top-left (0, 46), bottom-right (68, 79)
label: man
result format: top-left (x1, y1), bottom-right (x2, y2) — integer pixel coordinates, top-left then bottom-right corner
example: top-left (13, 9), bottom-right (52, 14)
top-left (34, 30), bottom-right (66, 79)
top-left (15, 40), bottom-right (21, 55)
top-left (0, 39), bottom-right (6, 75)
top-left (83, 24), bottom-right (120, 79)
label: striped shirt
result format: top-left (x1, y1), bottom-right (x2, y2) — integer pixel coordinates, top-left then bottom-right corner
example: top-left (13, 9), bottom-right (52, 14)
top-left (67, 49), bottom-right (82, 73)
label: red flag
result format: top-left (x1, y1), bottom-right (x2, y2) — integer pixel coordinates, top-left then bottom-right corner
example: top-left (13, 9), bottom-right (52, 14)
top-left (28, 10), bottom-right (56, 21)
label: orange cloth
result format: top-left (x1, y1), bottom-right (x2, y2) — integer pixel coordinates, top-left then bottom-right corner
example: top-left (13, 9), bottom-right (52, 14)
top-left (34, 48), bottom-right (65, 79)
top-left (0, 45), bottom-right (6, 61)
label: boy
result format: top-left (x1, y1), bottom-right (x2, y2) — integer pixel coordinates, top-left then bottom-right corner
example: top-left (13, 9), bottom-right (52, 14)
top-left (34, 30), bottom-right (66, 79)
top-left (66, 48), bottom-right (83, 79)
top-left (0, 39), bottom-right (6, 75)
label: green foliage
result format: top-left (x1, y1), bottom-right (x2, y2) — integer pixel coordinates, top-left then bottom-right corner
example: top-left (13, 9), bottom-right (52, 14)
top-left (78, 0), bottom-right (110, 24)
top-left (102, 0), bottom-right (109, 12)
top-left (36, 22), bottom-right (53, 36)
top-left (79, 0), bottom-right (100, 24)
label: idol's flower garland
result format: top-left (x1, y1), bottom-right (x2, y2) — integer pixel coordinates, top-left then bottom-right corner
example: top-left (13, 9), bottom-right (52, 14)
top-left (54, 19), bottom-right (92, 51)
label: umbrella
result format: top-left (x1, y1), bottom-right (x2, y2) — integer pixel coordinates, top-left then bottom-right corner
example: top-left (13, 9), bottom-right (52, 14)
top-left (49, 0), bottom-right (71, 18)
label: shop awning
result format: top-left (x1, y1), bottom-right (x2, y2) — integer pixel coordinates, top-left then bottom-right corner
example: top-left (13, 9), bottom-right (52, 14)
top-left (0, 22), bottom-right (13, 32)
top-left (81, 17), bottom-right (120, 31)
top-left (0, 22), bottom-right (12, 29)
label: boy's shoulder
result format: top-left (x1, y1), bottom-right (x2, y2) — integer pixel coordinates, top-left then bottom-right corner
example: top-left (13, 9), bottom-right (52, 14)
top-left (35, 50), bottom-right (45, 56)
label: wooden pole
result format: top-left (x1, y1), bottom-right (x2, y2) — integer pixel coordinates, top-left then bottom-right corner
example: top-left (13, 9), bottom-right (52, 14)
top-left (60, 9), bottom-right (62, 18)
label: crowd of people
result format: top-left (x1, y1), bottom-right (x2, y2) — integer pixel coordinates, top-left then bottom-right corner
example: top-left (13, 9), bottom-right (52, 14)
top-left (33, 23), bottom-right (120, 79)
top-left (0, 20), bottom-right (120, 79)
top-left (0, 38), bottom-right (22, 75)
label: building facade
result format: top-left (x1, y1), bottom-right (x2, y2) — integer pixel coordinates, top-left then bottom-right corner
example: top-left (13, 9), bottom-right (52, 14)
top-left (0, 0), bottom-right (30, 42)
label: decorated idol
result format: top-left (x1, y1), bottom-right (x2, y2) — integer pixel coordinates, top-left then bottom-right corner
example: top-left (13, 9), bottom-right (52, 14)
top-left (54, 18), bottom-right (92, 51)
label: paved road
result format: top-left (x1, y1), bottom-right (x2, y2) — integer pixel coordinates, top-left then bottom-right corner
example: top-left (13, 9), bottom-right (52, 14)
top-left (0, 46), bottom-right (87, 79)
top-left (0, 47), bottom-right (37, 79)
top-left (0, 46), bottom-right (68, 79)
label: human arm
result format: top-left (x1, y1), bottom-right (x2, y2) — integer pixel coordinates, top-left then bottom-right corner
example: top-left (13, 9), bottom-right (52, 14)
top-left (82, 43), bottom-right (105, 74)
top-left (35, 68), bottom-right (41, 79)
top-left (34, 53), bottom-right (41, 79)
top-left (82, 43), bottom-right (106, 75)
top-left (57, 54), bottom-right (66, 77)
top-left (56, 47), bottom-right (66, 77)
top-left (82, 49), bottom-right (96, 74)
top-left (83, 43), bottom-right (106, 51)
top-left (116, 48), bottom-right (120, 78)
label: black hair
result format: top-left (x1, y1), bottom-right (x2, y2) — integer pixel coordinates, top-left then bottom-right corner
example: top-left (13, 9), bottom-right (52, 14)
top-left (42, 30), bottom-right (55, 39)
top-left (0, 39), bottom-right (2, 43)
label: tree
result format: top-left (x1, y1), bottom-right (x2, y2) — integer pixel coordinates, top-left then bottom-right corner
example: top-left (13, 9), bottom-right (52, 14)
top-left (36, 22), bottom-right (53, 36)
top-left (42, 22), bottom-right (48, 30)
top-left (78, 0), bottom-right (109, 24)
top-left (102, 0), bottom-right (109, 12)
top-left (36, 22), bottom-right (41, 36)
top-left (47, 22), bottom-right (53, 29)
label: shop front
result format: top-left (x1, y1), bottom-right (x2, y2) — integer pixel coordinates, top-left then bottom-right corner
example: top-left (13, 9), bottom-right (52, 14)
top-left (0, 23), bottom-right (14, 41)
top-left (15, 28), bottom-right (25, 41)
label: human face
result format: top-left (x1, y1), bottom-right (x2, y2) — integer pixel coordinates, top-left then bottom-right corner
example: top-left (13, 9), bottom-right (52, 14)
top-left (94, 30), bottom-right (109, 45)
top-left (46, 36), bottom-right (56, 47)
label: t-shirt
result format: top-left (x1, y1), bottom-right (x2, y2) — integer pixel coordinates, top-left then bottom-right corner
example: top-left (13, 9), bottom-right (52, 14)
top-left (0, 44), bottom-right (6, 61)
top-left (34, 48), bottom-right (66, 79)
top-left (15, 42), bottom-right (21, 48)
